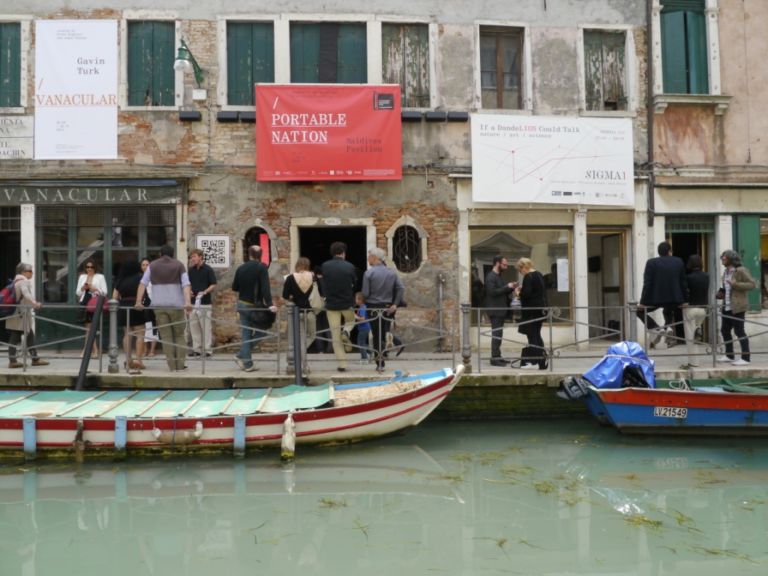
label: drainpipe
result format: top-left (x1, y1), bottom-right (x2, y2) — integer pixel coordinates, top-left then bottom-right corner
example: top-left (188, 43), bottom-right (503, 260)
top-left (436, 272), bottom-right (446, 352)
top-left (646, 0), bottom-right (656, 229)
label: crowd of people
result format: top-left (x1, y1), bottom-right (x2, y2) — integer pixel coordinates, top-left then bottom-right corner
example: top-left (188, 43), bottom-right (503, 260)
top-left (3, 239), bottom-right (759, 373)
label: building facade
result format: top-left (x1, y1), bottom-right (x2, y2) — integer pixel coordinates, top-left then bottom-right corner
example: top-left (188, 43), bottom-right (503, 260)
top-left (1, 1), bottom-right (762, 349)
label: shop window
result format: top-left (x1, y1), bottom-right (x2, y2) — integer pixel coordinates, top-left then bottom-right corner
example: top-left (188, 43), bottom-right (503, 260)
top-left (583, 29), bottom-right (627, 111)
top-left (382, 23), bottom-right (430, 108)
top-left (661, 0), bottom-right (708, 94)
top-left (127, 21), bottom-right (175, 106)
top-left (0, 22), bottom-right (21, 107)
top-left (470, 228), bottom-right (571, 319)
top-left (290, 22), bottom-right (367, 83)
top-left (0, 206), bottom-right (20, 231)
top-left (227, 21), bottom-right (274, 106)
top-left (480, 26), bottom-right (523, 110)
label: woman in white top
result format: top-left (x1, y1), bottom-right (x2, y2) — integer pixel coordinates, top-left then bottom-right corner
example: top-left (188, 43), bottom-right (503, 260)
top-left (75, 259), bottom-right (108, 357)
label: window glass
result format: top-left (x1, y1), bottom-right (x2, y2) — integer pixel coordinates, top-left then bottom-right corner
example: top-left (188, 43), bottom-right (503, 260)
top-left (382, 23), bottom-right (429, 108)
top-left (127, 21), bottom-right (175, 106)
top-left (470, 229), bottom-right (571, 319)
top-left (0, 23), bottom-right (21, 107)
top-left (227, 21), bottom-right (275, 105)
top-left (41, 250), bottom-right (69, 303)
top-left (584, 30), bottom-right (627, 111)
top-left (480, 27), bottom-right (523, 109)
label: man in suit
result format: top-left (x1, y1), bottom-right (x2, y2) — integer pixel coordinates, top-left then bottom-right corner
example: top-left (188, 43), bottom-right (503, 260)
top-left (636, 241), bottom-right (688, 348)
top-left (484, 255), bottom-right (516, 366)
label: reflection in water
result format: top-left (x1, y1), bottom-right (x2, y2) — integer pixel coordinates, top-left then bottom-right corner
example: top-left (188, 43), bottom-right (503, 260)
top-left (0, 420), bottom-right (767, 575)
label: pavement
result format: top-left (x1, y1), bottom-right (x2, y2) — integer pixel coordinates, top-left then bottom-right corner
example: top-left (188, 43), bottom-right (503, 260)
top-left (0, 340), bottom-right (765, 389)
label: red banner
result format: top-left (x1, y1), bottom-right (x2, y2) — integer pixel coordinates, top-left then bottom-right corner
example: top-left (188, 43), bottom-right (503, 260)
top-left (256, 85), bottom-right (402, 181)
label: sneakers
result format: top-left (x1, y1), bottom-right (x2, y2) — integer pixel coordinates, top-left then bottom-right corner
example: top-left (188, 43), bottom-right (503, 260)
top-left (31, 359), bottom-right (50, 367)
top-left (649, 328), bottom-right (665, 349)
top-left (519, 363), bottom-right (539, 370)
top-left (731, 358), bottom-right (751, 366)
top-left (716, 355), bottom-right (733, 363)
top-left (234, 356), bottom-right (257, 372)
top-left (8, 361), bottom-right (23, 369)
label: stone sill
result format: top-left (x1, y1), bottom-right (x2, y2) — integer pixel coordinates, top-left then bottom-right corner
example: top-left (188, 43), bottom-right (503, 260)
top-left (653, 93), bottom-right (732, 115)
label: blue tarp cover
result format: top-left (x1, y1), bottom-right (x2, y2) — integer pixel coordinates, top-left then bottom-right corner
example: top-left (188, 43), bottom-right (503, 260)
top-left (583, 341), bottom-right (656, 389)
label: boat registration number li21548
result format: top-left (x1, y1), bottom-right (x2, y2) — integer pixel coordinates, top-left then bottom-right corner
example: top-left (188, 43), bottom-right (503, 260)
top-left (653, 406), bottom-right (688, 419)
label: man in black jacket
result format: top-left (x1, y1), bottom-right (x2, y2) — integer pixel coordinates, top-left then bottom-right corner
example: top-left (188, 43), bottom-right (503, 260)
top-left (232, 245), bottom-right (276, 372)
top-left (637, 241), bottom-right (688, 348)
top-left (484, 255), bottom-right (516, 366)
top-left (321, 241), bottom-right (357, 372)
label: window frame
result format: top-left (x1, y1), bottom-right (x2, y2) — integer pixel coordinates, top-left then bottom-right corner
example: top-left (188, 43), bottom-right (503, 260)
top-left (385, 215), bottom-right (428, 274)
top-left (218, 15), bottom-right (278, 110)
top-left (651, 0), bottom-right (721, 97)
top-left (379, 19), bottom-right (436, 110)
top-left (577, 25), bottom-right (638, 117)
top-left (120, 13), bottom-right (182, 110)
top-left (0, 16), bottom-right (30, 113)
top-left (474, 21), bottom-right (532, 113)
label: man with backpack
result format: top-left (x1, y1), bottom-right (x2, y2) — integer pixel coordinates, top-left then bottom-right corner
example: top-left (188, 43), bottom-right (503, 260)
top-left (3, 262), bottom-right (49, 368)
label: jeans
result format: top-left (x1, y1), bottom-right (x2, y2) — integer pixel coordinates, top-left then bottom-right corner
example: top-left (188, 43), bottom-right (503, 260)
top-left (368, 305), bottom-right (394, 369)
top-left (721, 309), bottom-right (750, 361)
top-left (236, 305), bottom-right (268, 367)
top-left (357, 329), bottom-right (371, 360)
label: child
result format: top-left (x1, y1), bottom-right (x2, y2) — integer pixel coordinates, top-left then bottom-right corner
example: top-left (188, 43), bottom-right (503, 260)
top-left (354, 292), bottom-right (371, 363)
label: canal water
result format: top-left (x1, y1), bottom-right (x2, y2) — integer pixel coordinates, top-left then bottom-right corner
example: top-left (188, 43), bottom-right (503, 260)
top-left (1, 419), bottom-right (767, 575)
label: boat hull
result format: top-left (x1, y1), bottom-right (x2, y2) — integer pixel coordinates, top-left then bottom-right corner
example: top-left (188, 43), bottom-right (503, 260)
top-left (586, 385), bottom-right (768, 435)
top-left (0, 367), bottom-right (462, 459)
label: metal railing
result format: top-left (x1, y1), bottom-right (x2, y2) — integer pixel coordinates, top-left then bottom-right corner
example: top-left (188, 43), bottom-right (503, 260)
top-left (3, 299), bottom-right (767, 378)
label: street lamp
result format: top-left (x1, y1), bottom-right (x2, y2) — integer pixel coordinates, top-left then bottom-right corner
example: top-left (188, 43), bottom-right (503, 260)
top-left (174, 39), bottom-right (204, 87)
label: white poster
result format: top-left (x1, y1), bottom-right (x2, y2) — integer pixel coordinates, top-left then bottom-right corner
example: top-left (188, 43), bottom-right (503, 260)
top-left (34, 20), bottom-right (118, 159)
top-left (471, 114), bottom-right (634, 206)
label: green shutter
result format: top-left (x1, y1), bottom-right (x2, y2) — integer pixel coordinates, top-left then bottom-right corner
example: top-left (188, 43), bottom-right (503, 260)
top-left (337, 23), bottom-right (366, 83)
top-left (736, 215), bottom-right (761, 312)
top-left (661, 12), bottom-right (688, 94)
top-left (290, 23), bottom-right (319, 83)
top-left (661, 0), bottom-right (704, 11)
top-left (127, 21), bottom-right (174, 106)
top-left (685, 11), bottom-right (709, 94)
top-left (228, 22), bottom-right (274, 105)
top-left (583, 31), bottom-right (603, 111)
top-left (0, 23), bottom-right (21, 107)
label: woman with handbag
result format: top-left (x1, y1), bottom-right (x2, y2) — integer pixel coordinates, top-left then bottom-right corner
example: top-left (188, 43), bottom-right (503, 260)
top-left (75, 259), bottom-right (108, 357)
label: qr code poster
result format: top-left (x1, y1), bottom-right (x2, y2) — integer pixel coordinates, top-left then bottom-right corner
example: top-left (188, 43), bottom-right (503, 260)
top-left (196, 235), bottom-right (231, 269)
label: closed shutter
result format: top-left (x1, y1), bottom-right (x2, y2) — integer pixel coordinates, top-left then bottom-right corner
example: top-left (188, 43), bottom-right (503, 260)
top-left (661, 12), bottom-right (688, 94)
top-left (382, 24), bottom-right (429, 108)
top-left (127, 21), bottom-right (174, 106)
top-left (0, 23), bottom-right (21, 107)
top-left (227, 22), bottom-right (274, 105)
top-left (661, 0), bottom-right (708, 95)
top-left (661, 0), bottom-right (704, 10)
top-left (336, 23), bottom-right (366, 83)
top-left (584, 30), bottom-right (626, 111)
top-left (290, 23), bottom-right (320, 83)
top-left (685, 10), bottom-right (709, 94)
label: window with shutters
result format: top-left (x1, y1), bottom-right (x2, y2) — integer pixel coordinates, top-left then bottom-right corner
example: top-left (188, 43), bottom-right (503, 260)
top-left (583, 30), bottom-right (627, 112)
top-left (479, 26), bottom-right (523, 110)
top-left (382, 23), bottom-right (430, 109)
top-left (127, 21), bottom-right (175, 106)
top-left (0, 22), bottom-right (21, 108)
top-left (290, 22), bottom-right (366, 83)
top-left (660, 0), bottom-right (708, 94)
top-left (227, 21), bottom-right (274, 106)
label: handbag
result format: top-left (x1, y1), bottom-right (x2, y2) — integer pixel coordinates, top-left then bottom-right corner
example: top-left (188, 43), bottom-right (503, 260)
top-left (308, 281), bottom-right (324, 311)
top-left (86, 294), bottom-right (108, 314)
top-left (251, 274), bottom-right (276, 329)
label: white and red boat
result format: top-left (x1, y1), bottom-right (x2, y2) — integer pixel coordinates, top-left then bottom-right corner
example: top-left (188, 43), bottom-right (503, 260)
top-left (0, 367), bottom-right (463, 460)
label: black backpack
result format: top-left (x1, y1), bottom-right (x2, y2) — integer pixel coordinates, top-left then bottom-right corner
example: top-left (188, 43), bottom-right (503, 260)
top-left (519, 346), bottom-right (548, 370)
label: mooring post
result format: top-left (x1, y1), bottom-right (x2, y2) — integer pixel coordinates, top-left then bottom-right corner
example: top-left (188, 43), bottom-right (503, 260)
top-left (460, 303), bottom-right (472, 373)
top-left (108, 298), bottom-right (119, 374)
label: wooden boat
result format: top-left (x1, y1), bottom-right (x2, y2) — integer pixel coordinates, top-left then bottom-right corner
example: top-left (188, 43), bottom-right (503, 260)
top-left (0, 366), bottom-right (463, 460)
top-left (575, 376), bottom-right (768, 435)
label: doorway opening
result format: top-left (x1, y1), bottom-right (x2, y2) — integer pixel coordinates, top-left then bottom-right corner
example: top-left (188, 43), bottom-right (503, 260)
top-left (587, 230), bottom-right (626, 340)
top-left (298, 226), bottom-right (368, 289)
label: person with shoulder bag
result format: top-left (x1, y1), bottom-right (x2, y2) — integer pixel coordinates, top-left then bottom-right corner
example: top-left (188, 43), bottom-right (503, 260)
top-left (717, 250), bottom-right (756, 366)
top-left (75, 259), bottom-right (108, 357)
top-left (283, 256), bottom-right (318, 368)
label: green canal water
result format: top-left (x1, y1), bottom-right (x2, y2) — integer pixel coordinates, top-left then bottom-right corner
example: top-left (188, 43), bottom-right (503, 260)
top-left (1, 419), bottom-right (767, 575)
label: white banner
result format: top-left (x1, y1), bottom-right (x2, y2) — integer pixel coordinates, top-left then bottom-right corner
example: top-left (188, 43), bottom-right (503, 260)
top-left (471, 114), bottom-right (634, 206)
top-left (34, 20), bottom-right (118, 159)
